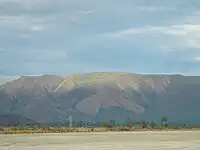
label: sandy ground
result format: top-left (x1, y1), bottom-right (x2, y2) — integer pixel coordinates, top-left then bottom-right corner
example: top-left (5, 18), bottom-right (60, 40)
top-left (0, 131), bottom-right (200, 150)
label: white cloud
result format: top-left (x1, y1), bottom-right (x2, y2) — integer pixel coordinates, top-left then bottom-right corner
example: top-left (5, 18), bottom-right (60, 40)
top-left (104, 24), bottom-right (200, 49)
top-left (165, 25), bottom-right (200, 49)
top-left (0, 15), bottom-right (51, 32)
top-left (136, 6), bottom-right (173, 12)
top-left (104, 24), bottom-right (200, 38)
top-left (104, 26), bottom-right (165, 38)
top-left (76, 10), bottom-right (97, 15)
top-left (104, 28), bottom-right (146, 38)
top-left (166, 24), bottom-right (200, 36)
top-left (195, 57), bottom-right (200, 61)
top-left (29, 25), bottom-right (45, 31)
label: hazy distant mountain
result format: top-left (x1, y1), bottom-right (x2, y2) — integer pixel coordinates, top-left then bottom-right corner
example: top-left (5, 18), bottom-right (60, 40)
top-left (0, 114), bottom-right (36, 125)
top-left (0, 72), bottom-right (200, 125)
top-left (0, 76), bottom-right (19, 85)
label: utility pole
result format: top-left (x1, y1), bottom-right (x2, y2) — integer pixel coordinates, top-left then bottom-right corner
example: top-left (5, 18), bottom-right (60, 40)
top-left (69, 116), bottom-right (72, 128)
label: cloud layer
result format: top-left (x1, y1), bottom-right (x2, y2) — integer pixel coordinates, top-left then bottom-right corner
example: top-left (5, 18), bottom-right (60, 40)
top-left (0, 0), bottom-right (200, 76)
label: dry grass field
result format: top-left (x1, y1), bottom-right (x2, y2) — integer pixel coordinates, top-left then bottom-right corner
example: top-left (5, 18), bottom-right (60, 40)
top-left (0, 131), bottom-right (200, 150)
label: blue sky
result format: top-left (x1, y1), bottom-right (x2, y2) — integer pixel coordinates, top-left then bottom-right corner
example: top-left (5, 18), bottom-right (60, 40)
top-left (0, 0), bottom-right (200, 77)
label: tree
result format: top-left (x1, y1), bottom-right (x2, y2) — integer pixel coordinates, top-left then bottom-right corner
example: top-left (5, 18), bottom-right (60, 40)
top-left (150, 121), bottom-right (156, 129)
top-left (161, 116), bottom-right (168, 127)
top-left (77, 120), bottom-right (85, 127)
top-left (109, 120), bottom-right (115, 128)
top-left (126, 117), bottom-right (133, 128)
top-left (40, 122), bottom-right (44, 129)
top-left (141, 120), bottom-right (148, 129)
top-left (101, 120), bottom-right (115, 128)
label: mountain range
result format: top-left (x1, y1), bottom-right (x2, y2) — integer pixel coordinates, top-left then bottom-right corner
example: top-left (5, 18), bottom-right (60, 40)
top-left (0, 72), bottom-right (200, 125)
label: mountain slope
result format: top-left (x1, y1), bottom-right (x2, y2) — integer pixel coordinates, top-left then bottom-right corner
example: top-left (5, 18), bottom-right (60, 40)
top-left (0, 114), bottom-right (36, 125)
top-left (0, 72), bottom-right (200, 124)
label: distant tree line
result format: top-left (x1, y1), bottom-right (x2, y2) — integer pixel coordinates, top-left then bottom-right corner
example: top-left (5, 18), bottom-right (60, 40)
top-left (1, 116), bottom-right (199, 133)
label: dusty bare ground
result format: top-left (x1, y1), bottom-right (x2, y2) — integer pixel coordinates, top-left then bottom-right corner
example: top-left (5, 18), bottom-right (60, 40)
top-left (0, 131), bottom-right (200, 150)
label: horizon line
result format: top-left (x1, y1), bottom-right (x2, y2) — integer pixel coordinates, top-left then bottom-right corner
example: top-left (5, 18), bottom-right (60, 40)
top-left (1, 71), bottom-right (200, 77)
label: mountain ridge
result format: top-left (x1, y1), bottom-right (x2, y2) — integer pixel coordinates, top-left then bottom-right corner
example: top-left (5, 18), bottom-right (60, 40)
top-left (0, 72), bottom-right (200, 124)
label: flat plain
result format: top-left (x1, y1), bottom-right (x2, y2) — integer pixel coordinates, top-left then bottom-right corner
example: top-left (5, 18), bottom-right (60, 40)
top-left (0, 131), bottom-right (200, 150)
